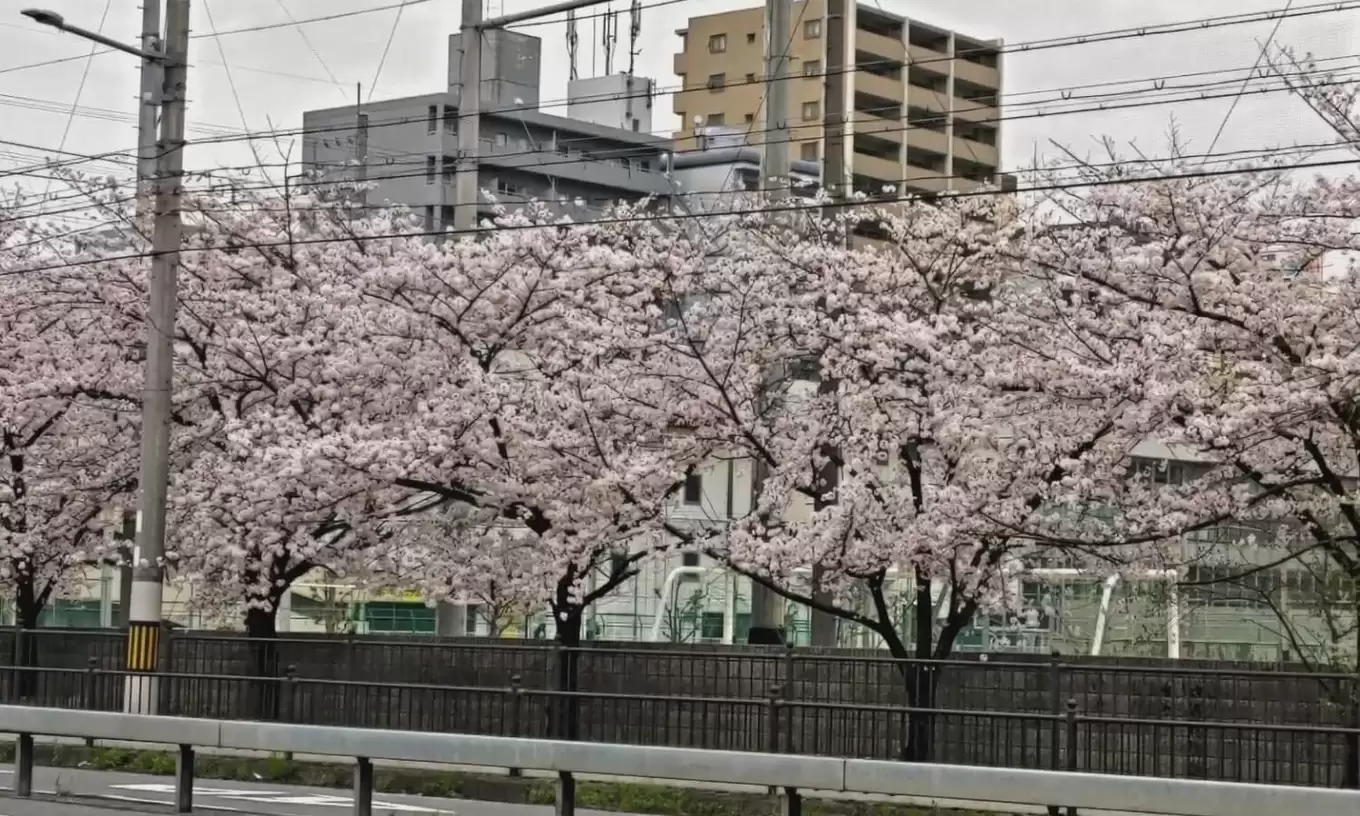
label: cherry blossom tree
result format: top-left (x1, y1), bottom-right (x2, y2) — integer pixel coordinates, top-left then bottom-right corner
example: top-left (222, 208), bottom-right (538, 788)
top-left (650, 194), bottom-right (1212, 760)
top-left (362, 203), bottom-right (716, 658)
top-left (150, 179), bottom-right (436, 644)
top-left (0, 209), bottom-right (141, 632)
top-left (1030, 143), bottom-right (1360, 780)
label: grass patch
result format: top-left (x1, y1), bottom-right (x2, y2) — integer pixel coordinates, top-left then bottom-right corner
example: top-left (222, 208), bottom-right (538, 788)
top-left (0, 742), bottom-right (999, 816)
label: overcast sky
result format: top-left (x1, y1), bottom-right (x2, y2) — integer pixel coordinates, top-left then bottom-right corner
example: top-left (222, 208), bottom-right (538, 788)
top-left (1, 0), bottom-right (1356, 195)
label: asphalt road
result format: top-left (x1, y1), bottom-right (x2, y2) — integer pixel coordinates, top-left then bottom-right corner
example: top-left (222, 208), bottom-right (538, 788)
top-left (0, 767), bottom-right (637, 816)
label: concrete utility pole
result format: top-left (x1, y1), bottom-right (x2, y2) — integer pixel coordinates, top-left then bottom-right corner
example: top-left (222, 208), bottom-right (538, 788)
top-left (452, 0), bottom-right (625, 233)
top-left (760, 0), bottom-right (791, 194)
top-left (808, 0), bottom-right (850, 648)
top-left (18, 0), bottom-right (189, 713)
top-left (746, 0), bottom-right (795, 647)
top-left (127, 0), bottom-right (191, 714)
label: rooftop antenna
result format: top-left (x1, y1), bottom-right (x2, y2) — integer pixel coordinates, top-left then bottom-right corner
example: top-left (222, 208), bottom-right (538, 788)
top-left (566, 8), bottom-right (579, 80)
top-left (627, 0), bottom-right (641, 76)
top-left (603, 7), bottom-right (617, 75)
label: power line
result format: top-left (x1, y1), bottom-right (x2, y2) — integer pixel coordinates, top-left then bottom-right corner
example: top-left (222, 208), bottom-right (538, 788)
top-left (5, 155), bottom-right (1355, 277)
top-left (367, 2), bottom-right (410, 104)
top-left (271, 0), bottom-right (349, 102)
top-left (6, 1), bottom-right (1353, 178)
top-left (1206, 0), bottom-right (1296, 156)
top-left (4, 69), bottom-right (1355, 223)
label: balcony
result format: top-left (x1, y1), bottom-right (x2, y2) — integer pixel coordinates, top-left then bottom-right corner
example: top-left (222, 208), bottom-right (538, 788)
top-left (952, 96), bottom-right (998, 125)
top-left (674, 53), bottom-right (688, 77)
top-left (906, 83), bottom-right (949, 114)
top-left (850, 151), bottom-right (901, 184)
top-left (855, 69), bottom-right (903, 103)
top-left (855, 27), bottom-right (905, 63)
top-left (954, 136), bottom-right (998, 168)
top-left (853, 111), bottom-right (904, 142)
top-left (906, 126), bottom-right (951, 156)
top-left (954, 56), bottom-right (1000, 90)
top-left (907, 42), bottom-right (948, 74)
top-left (903, 168), bottom-right (950, 195)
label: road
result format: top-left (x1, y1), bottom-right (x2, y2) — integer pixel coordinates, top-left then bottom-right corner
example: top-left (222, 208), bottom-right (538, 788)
top-left (0, 767), bottom-right (637, 816)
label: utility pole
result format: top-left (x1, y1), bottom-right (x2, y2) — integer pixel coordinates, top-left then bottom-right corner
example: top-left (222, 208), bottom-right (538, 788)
top-left (134, 0), bottom-right (162, 230)
top-left (452, 0), bottom-right (482, 232)
top-left (126, 0), bottom-right (191, 715)
top-left (746, 0), bottom-right (794, 647)
top-left (452, 0), bottom-right (625, 233)
top-left (760, 0), bottom-right (791, 193)
top-left (808, 0), bottom-right (850, 648)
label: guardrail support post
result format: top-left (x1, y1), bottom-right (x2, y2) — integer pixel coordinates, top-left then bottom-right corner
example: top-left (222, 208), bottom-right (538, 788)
top-left (353, 757), bottom-right (373, 816)
top-left (780, 786), bottom-right (802, 816)
top-left (175, 744), bottom-right (194, 813)
top-left (555, 771), bottom-right (575, 816)
top-left (15, 732), bottom-right (33, 797)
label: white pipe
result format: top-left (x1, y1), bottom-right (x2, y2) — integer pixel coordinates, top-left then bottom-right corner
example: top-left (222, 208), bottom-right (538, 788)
top-left (1090, 574), bottom-right (1121, 656)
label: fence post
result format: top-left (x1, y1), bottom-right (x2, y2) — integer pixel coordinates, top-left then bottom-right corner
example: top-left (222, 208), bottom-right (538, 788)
top-left (1064, 698), bottom-right (1080, 816)
top-left (508, 674), bottom-right (523, 778)
top-left (15, 732), bottom-right (33, 797)
top-left (84, 657), bottom-right (98, 747)
top-left (766, 684), bottom-right (784, 753)
top-left (175, 744), bottom-right (194, 813)
top-left (282, 665), bottom-right (297, 761)
top-left (549, 642), bottom-right (563, 739)
top-left (354, 756), bottom-right (373, 816)
top-left (1048, 651), bottom-right (1062, 770)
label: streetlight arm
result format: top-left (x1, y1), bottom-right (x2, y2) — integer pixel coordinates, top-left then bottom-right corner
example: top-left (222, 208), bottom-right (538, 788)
top-left (20, 8), bottom-right (165, 61)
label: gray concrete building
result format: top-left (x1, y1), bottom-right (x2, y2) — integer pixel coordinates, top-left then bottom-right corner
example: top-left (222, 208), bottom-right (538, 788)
top-left (302, 31), bottom-right (672, 230)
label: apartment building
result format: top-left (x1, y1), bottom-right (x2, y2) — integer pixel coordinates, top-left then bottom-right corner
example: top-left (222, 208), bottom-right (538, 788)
top-left (672, 2), bottom-right (1003, 199)
top-left (302, 31), bottom-right (671, 230)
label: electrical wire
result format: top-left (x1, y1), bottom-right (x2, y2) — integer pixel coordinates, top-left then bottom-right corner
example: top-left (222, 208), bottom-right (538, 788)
top-left (5, 0), bottom-right (1353, 178)
top-left (4, 68), bottom-right (1355, 226)
top-left (5, 154), bottom-right (1357, 277)
top-left (367, 3), bottom-right (409, 104)
top-left (271, 0), bottom-right (349, 102)
top-left (7, 43), bottom-right (1350, 200)
top-left (1206, 0), bottom-right (1296, 156)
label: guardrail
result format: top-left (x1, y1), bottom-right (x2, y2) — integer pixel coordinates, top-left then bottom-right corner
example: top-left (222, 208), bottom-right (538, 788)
top-left (5, 663), bottom-right (1359, 788)
top-left (0, 705), bottom-right (1358, 816)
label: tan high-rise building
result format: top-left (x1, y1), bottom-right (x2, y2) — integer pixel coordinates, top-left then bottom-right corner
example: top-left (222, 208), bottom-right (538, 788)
top-left (672, 2), bottom-right (1002, 198)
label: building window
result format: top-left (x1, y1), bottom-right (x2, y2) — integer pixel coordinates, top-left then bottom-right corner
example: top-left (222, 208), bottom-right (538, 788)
top-left (425, 156), bottom-right (436, 184)
top-left (804, 19), bottom-right (822, 38)
top-left (495, 132), bottom-right (508, 146)
top-left (746, 32), bottom-right (756, 43)
top-left (443, 105), bottom-right (456, 134)
top-left (707, 73), bottom-right (726, 91)
top-left (801, 141), bottom-right (818, 160)
top-left (441, 155), bottom-right (454, 184)
top-left (423, 205), bottom-right (434, 231)
top-left (683, 473), bottom-right (702, 504)
top-left (708, 33), bottom-right (727, 53)
top-left (804, 60), bottom-right (822, 77)
top-left (744, 113), bottom-right (754, 123)
top-left (802, 101), bottom-right (819, 120)
top-left (682, 552), bottom-right (701, 568)
top-left (496, 180), bottom-right (524, 196)
top-left (633, 120), bottom-right (640, 132)
top-left (707, 112), bottom-right (725, 125)
top-left (427, 105), bottom-right (438, 134)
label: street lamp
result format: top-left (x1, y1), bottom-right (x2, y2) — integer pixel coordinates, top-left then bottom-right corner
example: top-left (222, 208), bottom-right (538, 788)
top-left (20, 8), bottom-right (166, 61)
top-left (19, 1), bottom-right (192, 716)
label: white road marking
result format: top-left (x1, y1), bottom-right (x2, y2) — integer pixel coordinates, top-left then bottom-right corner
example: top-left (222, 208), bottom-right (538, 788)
top-left (108, 782), bottom-right (452, 813)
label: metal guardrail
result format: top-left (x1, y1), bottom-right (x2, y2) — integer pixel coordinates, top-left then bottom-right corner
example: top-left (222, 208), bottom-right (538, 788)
top-left (5, 663), bottom-right (1359, 788)
top-left (0, 705), bottom-right (1357, 816)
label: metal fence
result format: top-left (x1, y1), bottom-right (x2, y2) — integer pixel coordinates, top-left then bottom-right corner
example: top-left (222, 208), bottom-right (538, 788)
top-left (1, 663), bottom-right (1356, 789)
top-left (0, 627), bottom-right (1356, 787)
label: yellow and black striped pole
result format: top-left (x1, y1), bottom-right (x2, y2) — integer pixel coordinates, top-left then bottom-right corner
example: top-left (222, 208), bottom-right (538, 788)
top-left (125, 622), bottom-right (159, 673)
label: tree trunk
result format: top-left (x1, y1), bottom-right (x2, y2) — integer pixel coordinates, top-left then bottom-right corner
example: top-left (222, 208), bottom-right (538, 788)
top-left (245, 604), bottom-right (281, 721)
top-left (14, 581), bottom-right (42, 700)
top-left (552, 603), bottom-right (583, 741)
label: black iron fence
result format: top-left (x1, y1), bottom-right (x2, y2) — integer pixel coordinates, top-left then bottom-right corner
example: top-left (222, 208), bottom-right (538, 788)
top-left (1, 664), bottom-right (1356, 789)
top-left (1, 627), bottom-right (1357, 787)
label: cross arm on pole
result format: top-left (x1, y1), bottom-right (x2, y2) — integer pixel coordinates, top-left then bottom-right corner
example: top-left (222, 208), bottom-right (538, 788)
top-left (478, 0), bottom-right (619, 30)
